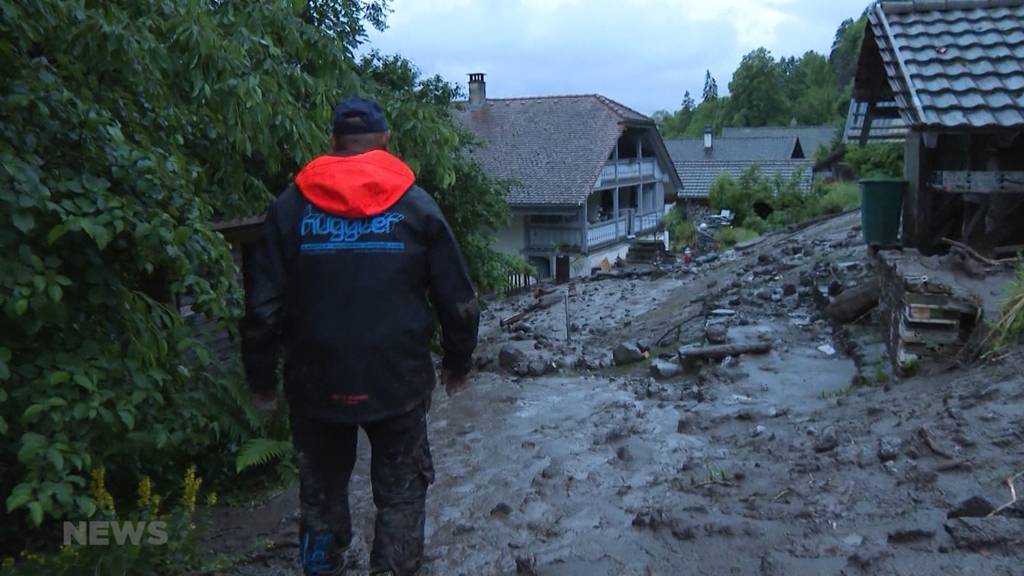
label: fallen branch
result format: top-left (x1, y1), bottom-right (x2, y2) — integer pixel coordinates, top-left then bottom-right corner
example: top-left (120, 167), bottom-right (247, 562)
top-left (918, 425), bottom-right (955, 459)
top-left (693, 479), bottom-right (735, 489)
top-left (500, 292), bottom-right (564, 327)
top-left (987, 471), bottom-right (1024, 517)
top-left (654, 311), bottom-right (704, 347)
top-left (942, 237), bottom-right (1016, 268)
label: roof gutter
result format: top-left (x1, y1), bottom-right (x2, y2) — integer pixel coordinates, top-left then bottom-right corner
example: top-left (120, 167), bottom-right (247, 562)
top-left (875, 2), bottom-right (928, 125)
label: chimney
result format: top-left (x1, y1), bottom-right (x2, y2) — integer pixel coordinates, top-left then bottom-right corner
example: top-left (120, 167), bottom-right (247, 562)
top-left (703, 125), bottom-right (713, 153)
top-left (468, 73), bottom-right (486, 109)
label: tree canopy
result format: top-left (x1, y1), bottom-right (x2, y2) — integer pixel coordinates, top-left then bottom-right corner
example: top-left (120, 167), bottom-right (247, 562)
top-left (655, 11), bottom-right (867, 139)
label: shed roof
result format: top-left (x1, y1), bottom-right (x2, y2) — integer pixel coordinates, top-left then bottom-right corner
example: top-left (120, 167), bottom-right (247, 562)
top-left (856, 0), bottom-right (1024, 130)
top-left (454, 95), bottom-right (680, 207)
top-left (676, 160), bottom-right (814, 199)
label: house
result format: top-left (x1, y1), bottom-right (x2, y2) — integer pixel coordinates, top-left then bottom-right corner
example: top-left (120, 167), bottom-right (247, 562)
top-left (665, 129), bottom-right (814, 201)
top-left (849, 0), bottom-right (1024, 253)
top-left (454, 74), bottom-right (684, 279)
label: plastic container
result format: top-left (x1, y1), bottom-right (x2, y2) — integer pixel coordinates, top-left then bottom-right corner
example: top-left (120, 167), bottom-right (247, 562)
top-left (859, 178), bottom-right (906, 246)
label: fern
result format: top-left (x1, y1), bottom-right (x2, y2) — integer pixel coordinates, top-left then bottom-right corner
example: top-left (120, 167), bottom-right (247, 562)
top-left (236, 438), bottom-right (294, 473)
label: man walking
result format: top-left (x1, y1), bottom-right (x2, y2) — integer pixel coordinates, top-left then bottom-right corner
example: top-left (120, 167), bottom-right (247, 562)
top-left (241, 96), bottom-right (479, 575)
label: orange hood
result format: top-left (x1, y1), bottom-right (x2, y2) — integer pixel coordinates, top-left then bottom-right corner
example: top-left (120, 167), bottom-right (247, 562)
top-left (294, 150), bottom-right (416, 218)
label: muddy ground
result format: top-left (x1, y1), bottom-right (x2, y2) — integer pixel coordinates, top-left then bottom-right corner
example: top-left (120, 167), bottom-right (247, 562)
top-left (212, 212), bottom-right (1024, 575)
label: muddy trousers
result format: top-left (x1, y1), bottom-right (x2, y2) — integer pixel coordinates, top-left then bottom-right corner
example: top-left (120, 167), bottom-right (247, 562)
top-left (290, 400), bottom-right (434, 576)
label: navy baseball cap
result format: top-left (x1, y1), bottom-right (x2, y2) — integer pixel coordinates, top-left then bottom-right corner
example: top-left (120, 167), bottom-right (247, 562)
top-left (332, 97), bottom-right (389, 135)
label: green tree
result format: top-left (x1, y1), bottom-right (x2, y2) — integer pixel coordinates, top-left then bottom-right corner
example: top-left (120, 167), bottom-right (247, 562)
top-left (727, 48), bottom-right (790, 126)
top-left (792, 51), bottom-right (844, 124)
top-left (830, 16), bottom-right (868, 92)
top-left (682, 97), bottom-right (732, 137)
top-left (702, 70), bottom-right (719, 102)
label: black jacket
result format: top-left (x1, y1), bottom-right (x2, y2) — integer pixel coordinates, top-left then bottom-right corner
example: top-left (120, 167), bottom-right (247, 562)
top-left (240, 151), bottom-right (479, 422)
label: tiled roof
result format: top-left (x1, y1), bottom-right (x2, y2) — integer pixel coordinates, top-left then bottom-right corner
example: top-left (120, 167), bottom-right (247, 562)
top-left (676, 160), bottom-right (814, 199)
top-left (453, 95), bottom-right (654, 206)
top-left (721, 125), bottom-right (837, 157)
top-left (664, 136), bottom-right (803, 163)
top-left (866, 0), bottom-right (1024, 129)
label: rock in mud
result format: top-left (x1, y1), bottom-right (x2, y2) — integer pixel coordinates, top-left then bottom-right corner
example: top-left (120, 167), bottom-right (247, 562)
top-left (527, 359), bottom-right (554, 377)
top-left (499, 345), bottom-right (528, 372)
top-left (944, 517), bottom-right (1024, 552)
top-left (705, 324), bottom-right (729, 344)
top-left (847, 546), bottom-right (893, 571)
top-left (814, 426), bottom-right (840, 453)
top-left (613, 342), bottom-right (645, 366)
top-left (651, 359), bottom-right (682, 379)
top-left (948, 496), bottom-right (997, 519)
top-left (490, 502), bottom-right (513, 517)
top-left (878, 436), bottom-right (903, 462)
top-left (887, 527), bottom-right (936, 544)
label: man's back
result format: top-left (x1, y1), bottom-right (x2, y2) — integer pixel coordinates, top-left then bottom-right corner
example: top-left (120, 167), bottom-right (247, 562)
top-left (242, 150), bottom-right (479, 423)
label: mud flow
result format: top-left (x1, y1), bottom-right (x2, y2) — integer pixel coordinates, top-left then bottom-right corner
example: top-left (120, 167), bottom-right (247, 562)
top-left (218, 213), bottom-right (1024, 576)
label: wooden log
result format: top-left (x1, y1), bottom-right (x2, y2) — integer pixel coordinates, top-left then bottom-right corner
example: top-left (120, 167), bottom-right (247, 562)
top-left (825, 278), bottom-right (881, 324)
top-left (677, 342), bottom-right (773, 362)
top-left (500, 292), bottom-right (564, 327)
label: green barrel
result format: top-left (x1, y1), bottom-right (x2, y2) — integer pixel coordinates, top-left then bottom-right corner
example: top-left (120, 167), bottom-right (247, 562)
top-left (859, 178), bottom-right (905, 246)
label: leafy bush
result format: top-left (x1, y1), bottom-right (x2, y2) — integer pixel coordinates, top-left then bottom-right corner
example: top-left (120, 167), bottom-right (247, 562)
top-left (715, 227), bottom-right (760, 248)
top-left (0, 0), bottom-right (510, 558)
top-left (663, 204), bottom-right (696, 250)
top-left (991, 263), bottom-right (1024, 348)
top-left (845, 143), bottom-right (903, 178)
top-left (818, 182), bottom-right (861, 214)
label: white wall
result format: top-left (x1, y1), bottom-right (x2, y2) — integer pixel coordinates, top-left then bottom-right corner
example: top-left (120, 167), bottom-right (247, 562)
top-left (494, 213), bottom-right (525, 257)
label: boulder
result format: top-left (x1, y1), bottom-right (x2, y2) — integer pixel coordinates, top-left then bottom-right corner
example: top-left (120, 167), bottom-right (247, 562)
top-left (498, 345), bottom-right (528, 372)
top-left (613, 342), bottom-right (645, 366)
top-left (877, 436), bottom-right (902, 462)
top-left (705, 324), bottom-right (729, 344)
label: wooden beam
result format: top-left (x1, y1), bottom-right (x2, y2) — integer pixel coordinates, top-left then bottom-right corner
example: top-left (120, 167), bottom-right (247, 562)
top-left (930, 171), bottom-right (1024, 195)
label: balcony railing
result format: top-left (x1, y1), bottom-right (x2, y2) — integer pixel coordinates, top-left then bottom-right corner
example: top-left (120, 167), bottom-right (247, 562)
top-left (596, 158), bottom-right (657, 188)
top-left (527, 209), bottom-right (663, 251)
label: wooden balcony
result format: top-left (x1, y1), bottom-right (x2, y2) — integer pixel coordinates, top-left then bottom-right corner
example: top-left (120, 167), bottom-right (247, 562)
top-left (595, 158), bottom-right (658, 189)
top-left (526, 209), bottom-right (663, 251)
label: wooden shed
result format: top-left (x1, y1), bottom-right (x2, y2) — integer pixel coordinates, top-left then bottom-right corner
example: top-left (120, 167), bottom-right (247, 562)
top-left (847, 0), bottom-right (1024, 256)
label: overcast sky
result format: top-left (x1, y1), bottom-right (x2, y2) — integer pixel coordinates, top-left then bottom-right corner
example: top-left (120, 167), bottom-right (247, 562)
top-left (365, 0), bottom-right (869, 114)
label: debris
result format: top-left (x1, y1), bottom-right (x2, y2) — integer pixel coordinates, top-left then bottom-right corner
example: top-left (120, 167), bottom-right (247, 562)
top-left (887, 527), bottom-right (936, 544)
top-left (949, 496), bottom-right (997, 519)
top-left (817, 343), bottom-right (837, 356)
top-left (988, 471), bottom-right (1024, 518)
top-left (877, 436), bottom-right (903, 462)
top-left (944, 517), bottom-right (1023, 552)
top-left (613, 342), bottom-right (645, 366)
top-left (500, 292), bottom-right (564, 327)
top-left (705, 324), bottom-right (729, 344)
top-left (654, 311), bottom-right (705, 347)
top-left (498, 345), bottom-right (528, 372)
top-left (650, 359), bottom-right (682, 380)
top-left (677, 342), bottom-right (773, 366)
top-left (918, 425), bottom-right (955, 459)
top-left (825, 278), bottom-right (880, 323)
top-left (814, 426), bottom-right (840, 453)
